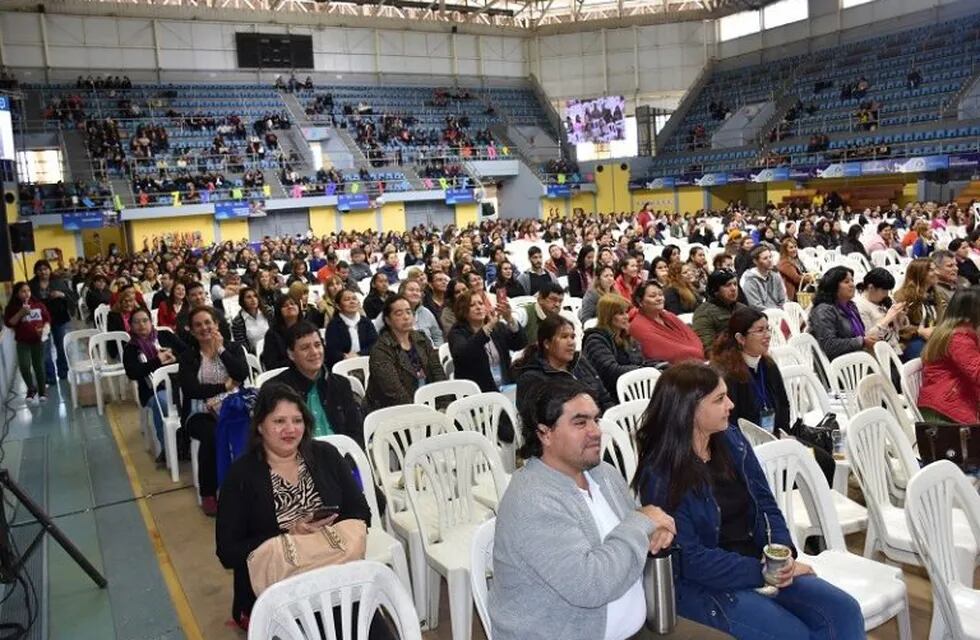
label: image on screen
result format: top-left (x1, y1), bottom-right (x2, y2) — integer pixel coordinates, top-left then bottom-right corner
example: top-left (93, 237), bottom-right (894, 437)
top-left (562, 95), bottom-right (626, 145)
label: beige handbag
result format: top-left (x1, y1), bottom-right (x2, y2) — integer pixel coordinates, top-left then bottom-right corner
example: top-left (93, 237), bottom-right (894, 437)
top-left (247, 518), bottom-right (368, 596)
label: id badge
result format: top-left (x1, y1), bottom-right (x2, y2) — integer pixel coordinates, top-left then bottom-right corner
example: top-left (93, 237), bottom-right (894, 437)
top-left (760, 408), bottom-right (776, 433)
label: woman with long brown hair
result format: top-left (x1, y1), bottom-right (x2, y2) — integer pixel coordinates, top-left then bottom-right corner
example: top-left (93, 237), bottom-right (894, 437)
top-left (894, 258), bottom-right (945, 360)
top-left (578, 294), bottom-right (648, 397)
top-left (663, 261), bottom-right (704, 315)
top-left (918, 287), bottom-right (980, 424)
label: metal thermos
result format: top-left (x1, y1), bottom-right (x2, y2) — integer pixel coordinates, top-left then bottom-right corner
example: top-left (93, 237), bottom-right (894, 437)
top-left (643, 546), bottom-right (677, 634)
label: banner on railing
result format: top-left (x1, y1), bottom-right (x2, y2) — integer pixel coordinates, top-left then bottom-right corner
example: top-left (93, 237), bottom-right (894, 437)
top-left (750, 167), bottom-right (791, 183)
top-left (63, 211), bottom-right (117, 231)
top-left (214, 201), bottom-right (251, 220)
top-left (445, 188), bottom-right (475, 205)
top-left (546, 184), bottom-right (571, 199)
top-left (338, 193), bottom-right (372, 211)
top-left (694, 173), bottom-right (728, 187)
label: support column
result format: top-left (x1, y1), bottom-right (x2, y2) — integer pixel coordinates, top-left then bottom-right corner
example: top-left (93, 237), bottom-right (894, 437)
top-left (39, 13), bottom-right (50, 83)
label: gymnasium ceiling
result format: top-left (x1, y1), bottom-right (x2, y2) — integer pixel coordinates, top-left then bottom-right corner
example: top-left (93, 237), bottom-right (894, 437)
top-left (39, 0), bottom-right (773, 32)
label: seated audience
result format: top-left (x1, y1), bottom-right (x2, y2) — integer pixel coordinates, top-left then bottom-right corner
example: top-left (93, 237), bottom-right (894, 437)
top-left (840, 225), bottom-right (870, 261)
top-left (440, 278), bottom-right (469, 334)
top-left (544, 244), bottom-right (574, 277)
top-left (156, 280), bottom-right (187, 330)
top-left (85, 274), bottom-right (112, 323)
top-left (933, 249), bottom-right (961, 307)
top-left (177, 281), bottom-right (232, 346)
top-left (316, 275), bottom-right (346, 325)
top-left (491, 377), bottom-right (730, 640)
top-left (579, 265), bottom-right (617, 323)
top-left (710, 307), bottom-right (835, 485)
top-left (776, 238), bottom-right (814, 302)
top-left (106, 285), bottom-right (140, 336)
top-left (489, 260), bottom-right (526, 299)
top-left (578, 294), bottom-right (649, 398)
top-left (363, 272), bottom-right (391, 320)
top-left (693, 270), bottom-right (746, 355)
top-left (808, 266), bottom-right (877, 360)
top-left (663, 262), bottom-right (704, 315)
top-left (261, 295), bottom-right (302, 371)
top-left (287, 282), bottom-right (324, 328)
top-left (448, 289), bottom-right (526, 395)
top-left (629, 281), bottom-right (705, 365)
top-left (951, 238), bottom-right (980, 285)
top-left (894, 258), bottom-right (944, 360)
top-left (123, 307), bottom-right (187, 466)
top-left (273, 321), bottom-right (365, 441)
top-left (178, 306), bottom-right (249, 516)
top-left (516, 246), bottom-right (558, 295)
top-left (324, 289), bottom-right (378, 370)
top-left (230, 287), bottom-right (271, 354)
top-left (514, 315), bottom-right (614, 416)
top-left (633, 362), bottom-right (864, 639)
top-left (519, 282), bottom-right (565, 344)
top-left (613, 256), bottom-right (642, 303)
top-left (216, 384), bottom-right (372, 629)
top-left (740, 246), bottom-right (786, 311)
top-left (649, 256), bottom-right (670, 288)
top-left (854, 268), bottom-right (907, 357)
top-left (423, 271), bottom-right (451, 322)
top-left (400, 279), bottom-right (444, 347)
top-left (365, 295), bottom-right (446, 411)
top-left (917, 287), bottom-right (980, 425)
top-left (566, 245), bottom-right (595, 298)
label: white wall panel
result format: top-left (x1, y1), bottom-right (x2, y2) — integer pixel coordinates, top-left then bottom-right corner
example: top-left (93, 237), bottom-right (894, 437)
top-left (4, 45), bottom-right (43, 68)
top-left (45, 16), bottom-right (84, 46)
top-left (1, 13), bottom-right (40, 44)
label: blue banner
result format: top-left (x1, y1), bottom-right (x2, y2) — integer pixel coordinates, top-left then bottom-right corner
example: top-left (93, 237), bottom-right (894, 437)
top-left (645, 177), bottom-right (676, 189)
top-left (214, 201), bottom-right (252, 220)
top-left (695, 173), bottom-right (728, 187)
top-left (816, 162), bottom-right (863, 179)
top-left (749, 167), bottom-right (790, 183)
top-left (62, 212), bottom-right (108, 231)
top-left (445, 188), bottom-right (475, 205)
top-left (545, 184), bottom-right (571, 199)
top-left (896, 155), bottom-right (949, 173)
top-left (337, 193), bottom-right (372, 211)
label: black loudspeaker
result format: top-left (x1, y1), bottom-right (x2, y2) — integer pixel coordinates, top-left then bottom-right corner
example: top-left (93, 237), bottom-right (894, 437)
top-left (0, 204), bottom-right (11, 283)
top-left (9, 221), bottom-right (35, 254)
top-left (481, 202), bottom-right (496, 217)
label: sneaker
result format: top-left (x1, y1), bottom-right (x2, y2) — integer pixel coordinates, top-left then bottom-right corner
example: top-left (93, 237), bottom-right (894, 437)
top-left (38, 394), bottom-right (48, 403)
top-left (154, 451), bottom-right (167, 469)
top-left (201, 496), bottom-right (218, 517)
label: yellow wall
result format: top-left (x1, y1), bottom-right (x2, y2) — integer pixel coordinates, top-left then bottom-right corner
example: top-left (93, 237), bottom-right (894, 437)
top-left (710, 184), bottom-right (746, 210)
top-left (569, 191), bottom-right (597, 214)
top-left (455, 203), bottom-right (479, 227)
top-left (631, 189), bottom-right (674, 214)
top-left (676, 187), bottom-right (703, 216)
top-left (899, 178), bottom-right (919, 206)
top-left (340, 210), bottom-right (376, 233)
top-left (219, 219), bottom-right (250, 244)
top-left (594, 164), bottom-right (631, 212)
top-left (128, 214), bottom-right (215, 249)
top-left (309, 206), bottom-right (337, 237)
top-left (765, 181), bottom-right (796, 206)
top-left (380, 202), bottom-right (406, 233)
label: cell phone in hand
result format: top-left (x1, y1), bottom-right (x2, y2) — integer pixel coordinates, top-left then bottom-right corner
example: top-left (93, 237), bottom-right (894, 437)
top-left (311, 506), bottom-right (339, 521)
top-left (496, 288), bottom-right (508, 305)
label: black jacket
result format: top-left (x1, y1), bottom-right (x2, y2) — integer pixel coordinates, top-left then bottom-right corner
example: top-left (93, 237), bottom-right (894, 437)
top-left (365, 329), bottom-right (446, 412)
top-left (122, 331), bottom-right (188, 406)
top-left (515, 354), bottom-right (615, 422)
top-left (808, 302), bottom-right (864, 360)
top-left (260, 324), bottom-right (294, 371)
top-left (363, 291), bottom-right (388, 320)
top-left (958, 257), bottom-right (980, 286)
top-left (215, 442), bottom-right (371, 621)
top-left (29, 276), bottom-right (75, 325)
top-left (85, 289), bottom-right (111, 323)
top-left (663, 287), bottom-right (704, 315)
top-left (324, 314), bottom-right (378, 370)
top-left (566, 268), bottom-right (591, 298)
top-left (447, 321), bottom-right (527, 392)
top-left (176, 307), bottom-right (232, 347)
top-left (577, 327), bottom-right (645, 398)
top-left (176, 342), bottom-right (249, 422)
top-left (723, 357), bottom-right (791, 434)
top-left (272, 366), bottom-right (366, 446)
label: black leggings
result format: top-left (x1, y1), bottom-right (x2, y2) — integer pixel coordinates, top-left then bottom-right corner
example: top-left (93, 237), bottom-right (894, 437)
top-left (186, 413), bottom-right (217, 498)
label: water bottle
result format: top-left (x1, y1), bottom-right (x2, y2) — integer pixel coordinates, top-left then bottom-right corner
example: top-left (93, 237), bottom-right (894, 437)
top-left (643, 546), bottom-right (677, 634)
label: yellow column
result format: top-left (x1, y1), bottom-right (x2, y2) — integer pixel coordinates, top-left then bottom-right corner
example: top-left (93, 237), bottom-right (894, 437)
top-left (380, 202), bottom-right (406, 233)
top-left (455, 203), bottom-right (479, 227)
top-left (309, 206), bottom-right (338, 237)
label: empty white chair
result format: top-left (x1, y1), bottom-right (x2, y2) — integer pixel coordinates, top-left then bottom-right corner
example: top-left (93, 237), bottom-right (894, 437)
top-left (769, 345), bottom-right (805, 369)
top-left (599, 419), bottom-right (637, 482)
top-left (93, 304), bottom-right (110, 332)
top-left (150, 364), bottom-right (185, 483)
top-left (318, 434), bottom-right (412, 599)
top-left (415, 379), bottom-right (480, 410)
top-left (470, 518), bottom-right (495, 640)
top-left (562, 296), bottom-right (583, 317)
top-left (899, 358), bottom-right (924, 423)
top-left (332, 355), bottom-right (371, 388)
top-left (856, 373), bottom-right (914, 442)
top-left (89, 331), bottom-right (131, 414)
top-left (254, 367), bottom-right (288, 389)
top-left (245, 352), bottom-right (262, 386)
top-left (403, 431), bottom-right (505, 640)
top-left (438, 342), bottom-right (454, 378)
top-left (782, 301), bottom-right (806, 335)
top-left (616, 367), bottom-right (661, 403)
top-left (763, 308), bottom-right (793, 345)
top-left (787, 333), bottom-right (834, 391)
top-left (873, 340), bottom-right (904, 394)
top-left (64, 328), bottom-right (99, 409)
top-left (827, 351), bottom-right (882, 417)
top-left (446, 392), bottom-right (519, 474)
top-left (600, 399), bottom-right (647, 452)
top-left (582, 317), bottom-right (598, 330)
top-left (906, 460), bottom-right (980, 640)
top-left (247, 561), bottom-right (422, 640)
top-left (754, 439), bottom-right (911, 639)
top-left (846, 408), bottom-right (978, 578)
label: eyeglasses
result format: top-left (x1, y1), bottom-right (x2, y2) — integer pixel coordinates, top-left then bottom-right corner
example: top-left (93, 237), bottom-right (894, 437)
top-left (747, 325), bottom-right (771, 336)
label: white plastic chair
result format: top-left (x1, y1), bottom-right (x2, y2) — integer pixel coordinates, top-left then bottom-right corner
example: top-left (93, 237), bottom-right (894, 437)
top-left (827, 351), bottom-right (882, 418)
top-left (599, 419), bottom-right (637, 483)
top-left (769, 345), bottom-right (804, 369)
top-left (561, 296), bottom-right (582, 317)
top-left (600, 399), bottom-right (647, 452)
top-left (149, 364), bottom-right (185, 483)
top-left (332, 355), bottom-right (371, 388)
top-left (782, 301), bottom-right (806, 335)
top-left (414, 379), bottom-right (480, 410)
top-left (89, 331), bottom-right (131, 415)
top-left (616, 367), bottom-right (661, 403)
top-left (737, 418), bottom-right (776, 447)
top-left (446, 392), bottom-right (519, 475)
top-left (403, 431), bottom-right (505, 640)
top-left (254, 367), bottom-right (288, 389)
top-left (900, 358), bottom-right (924, 423)
top-left (438, 342), bottom-right (454, 378)
top-left (247, 561), bottom-right (422, 640)
top-left (64, 328), bottom-right (99, 409)
top-left (318, 434), bottom-right (412, 600)
top-left (677, 312), bottom-right (693, 325)
top-left (906, 460), bottom-right (980, 640)
top-left (470, 518), bottom-right (495, 640)
top-left (93, 304), bottom-right (110, 332)
top-left (245, 352), bottom-right (263, 386)
top-left (856, 373), bottom-right (914, 443)
top-left (873, 340), bottom-right (904, 394)
top-left (754, 439), bottom-right (911, 639)
top-left (763, 308), bottom-right (792, 346)
top-left (846, 408), bottom-right (978, 578)
top-left (787, 333), bottom-right (834, 391)
top-left (364, 404), bottom-right (453, 622)
top-left (582, 317), bottom-right (598, 330)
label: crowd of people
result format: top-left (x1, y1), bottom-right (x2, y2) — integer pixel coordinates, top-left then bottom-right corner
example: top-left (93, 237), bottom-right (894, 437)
top-left (4, 195), bottom-right (979, 638)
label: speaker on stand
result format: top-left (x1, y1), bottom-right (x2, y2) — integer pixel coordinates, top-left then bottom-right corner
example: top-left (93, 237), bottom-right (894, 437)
top-left (8, 220), bottom-right (34, 282)
top-left (0, 193), bottom-right (14, 282)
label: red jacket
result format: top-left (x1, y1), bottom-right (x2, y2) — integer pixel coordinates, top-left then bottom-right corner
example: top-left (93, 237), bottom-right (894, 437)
top-left (4, 299), bottom-right (50, 345)
top-left (918, 327), bottom-right (980, 424)
top-left (613, 275), bottom-right (641, 305)
top-left (629, 309), bottom-right (705, 365)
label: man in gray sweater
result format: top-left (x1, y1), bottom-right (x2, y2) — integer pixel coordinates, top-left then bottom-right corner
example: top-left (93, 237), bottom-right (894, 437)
top-left (740, 245), bottom-right (787, 311)
top-left (490, 378), bottom-right (731, 640)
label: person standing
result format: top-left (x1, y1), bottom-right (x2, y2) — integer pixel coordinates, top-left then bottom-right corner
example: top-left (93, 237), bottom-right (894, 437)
top-left (4, 282), bottom-right (50, 404)
top-left (29, 259), bottom-right (74, 382)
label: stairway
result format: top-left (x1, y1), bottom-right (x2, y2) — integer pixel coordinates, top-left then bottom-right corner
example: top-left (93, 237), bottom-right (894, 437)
top-left (955, 180), bottom-right (980, 208)
top-left (61, 129), bottom-right (97, 183)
